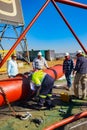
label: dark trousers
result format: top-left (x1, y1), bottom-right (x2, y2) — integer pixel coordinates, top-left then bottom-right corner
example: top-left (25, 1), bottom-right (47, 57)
top-left (38, 74), bottom-right (54, 106)
top-left (65, 73), bottom-right (72, 87)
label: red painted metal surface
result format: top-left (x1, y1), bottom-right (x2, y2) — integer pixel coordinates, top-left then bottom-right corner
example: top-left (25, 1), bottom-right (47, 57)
top-left (44, 64), bottom-right (63, 79)
top-left (0, 75), bottom-right (31, 106)
top-left (44, 111), bottom-right (87, 130)
top-left (0, 65), bottom-right (64, 106)
top-left (0, 0), bottom-right (87, 68)
top-left (0, 0), bottom-right (50, 68)
top-left (51, 0), bottom-right (87, 54)
top-left (54, 0), bottom-right (87, 9)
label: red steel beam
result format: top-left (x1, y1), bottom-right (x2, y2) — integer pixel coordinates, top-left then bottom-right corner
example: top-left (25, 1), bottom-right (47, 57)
top-left (54, 0), bottom-right (87, 9)
top-left (0, 0), bottom-right (51, 68)
top-left (51, 0), bottom-right (87, 54)
top-left (44, 110), bottom-right (87, 130)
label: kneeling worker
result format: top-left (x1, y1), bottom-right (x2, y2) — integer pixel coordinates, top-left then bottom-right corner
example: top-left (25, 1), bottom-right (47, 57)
top-left (29, 70), bottom-right (55, 110)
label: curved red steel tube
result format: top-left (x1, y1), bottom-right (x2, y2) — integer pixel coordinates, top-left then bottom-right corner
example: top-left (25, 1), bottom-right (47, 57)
top-left (0, 65), bottom-right (63, 106)
top-left (54, 0), bottom-right (87, 9)
top-left (0, 75), bottom-right (31, 106)
top-left (44, 111), bottom-right (87, 130)
top-left (44, 64), bottom-right (63, 79)
top-left (51, 0), bottom-right (87, 54)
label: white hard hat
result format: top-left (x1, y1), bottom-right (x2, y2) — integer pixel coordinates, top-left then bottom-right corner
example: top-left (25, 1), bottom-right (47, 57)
top-left (76, 50), bottom-right (82, 55)
top-left (65, 52), bottom-right (69, 56)
top-left (37, 51), bottom-right (42, 56)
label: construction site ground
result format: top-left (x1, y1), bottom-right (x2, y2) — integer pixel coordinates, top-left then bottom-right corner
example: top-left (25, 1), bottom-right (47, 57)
top-left (0, 60), bottom-right (87, 130)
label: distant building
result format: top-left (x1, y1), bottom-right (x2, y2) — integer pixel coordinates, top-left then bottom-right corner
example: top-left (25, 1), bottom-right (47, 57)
top-left (45, 50), bottom-right (55, 61)
top-left (17, 50), bottom-right (76, 62)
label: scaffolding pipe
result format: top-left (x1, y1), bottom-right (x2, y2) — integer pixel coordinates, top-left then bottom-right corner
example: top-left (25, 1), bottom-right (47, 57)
top-left (0, 0), bottom-right (50, 68)
top-left (55, 0), bottom-right (87, 9)
top-left (44, 110), bottom-right (87, 130)
top-left (51, 0), bottom-right (87, 54)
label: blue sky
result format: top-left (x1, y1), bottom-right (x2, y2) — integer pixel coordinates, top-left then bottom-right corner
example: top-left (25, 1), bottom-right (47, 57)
top-left (7, 0), bottom-right (87, 53)
top-left (21, 0), bottom-right (87, 53)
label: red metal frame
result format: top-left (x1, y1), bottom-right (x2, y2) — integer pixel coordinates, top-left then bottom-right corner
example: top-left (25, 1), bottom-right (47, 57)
top-left (0, 0), bottom-right (87, 68)
top-left (0, 0), bottom-right (50, 68)
top-left (51, 0), bottom-right (87, 54)
top-left (54, 0), bottom-right (87, 9)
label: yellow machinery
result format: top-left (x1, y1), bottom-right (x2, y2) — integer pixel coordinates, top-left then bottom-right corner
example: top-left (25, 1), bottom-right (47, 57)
top-left (0, 50), bottom-right (16, 73)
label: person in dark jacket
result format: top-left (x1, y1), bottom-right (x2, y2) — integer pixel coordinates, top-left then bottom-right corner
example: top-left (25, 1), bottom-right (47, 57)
top-left (73, 50), bottom-right (87, 99)
top-left (63, 52), bottom-right (74, 90)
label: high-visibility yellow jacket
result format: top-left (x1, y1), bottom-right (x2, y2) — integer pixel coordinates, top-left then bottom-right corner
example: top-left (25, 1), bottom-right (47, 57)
top-left (32, 70), bottom-right (46, 86)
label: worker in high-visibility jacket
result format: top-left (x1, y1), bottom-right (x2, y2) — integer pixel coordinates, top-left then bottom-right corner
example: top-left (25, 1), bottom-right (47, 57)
top-left (29, 70), bottom-right (55, 109)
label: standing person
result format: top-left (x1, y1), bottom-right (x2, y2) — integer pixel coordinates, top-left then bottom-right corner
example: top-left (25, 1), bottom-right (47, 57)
top-left (32, 51), bottom-right (49, 71)
top-left (73, 50), bottom-right (87, 99)
top-left (7, 54), bottom-right (18, 78)
top-left (28, 70), bottom-right (55, 110)
top-left (63, 52), bottom-right (74, 90)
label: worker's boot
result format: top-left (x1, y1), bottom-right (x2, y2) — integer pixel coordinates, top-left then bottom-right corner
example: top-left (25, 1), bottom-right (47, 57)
top-left (33, 104), bottom-right (43, 110)
top-left (45, 97), bottom-right (55, 110)
top-left (34, 98), bottom-right (45, 110)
